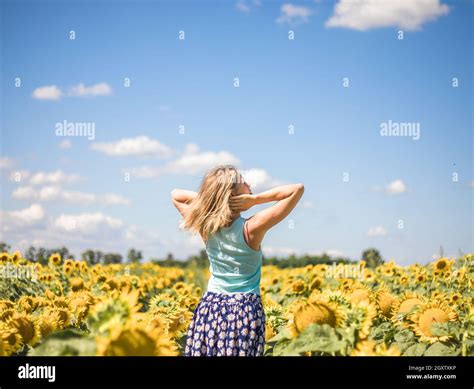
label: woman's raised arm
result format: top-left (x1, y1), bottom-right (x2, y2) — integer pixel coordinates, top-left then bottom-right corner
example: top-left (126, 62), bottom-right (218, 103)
top-left (171, 189), bottom-right (197, 217)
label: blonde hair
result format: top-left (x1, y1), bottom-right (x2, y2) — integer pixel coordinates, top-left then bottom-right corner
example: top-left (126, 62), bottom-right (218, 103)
top-left (180, 165), bottom-right (242, 241)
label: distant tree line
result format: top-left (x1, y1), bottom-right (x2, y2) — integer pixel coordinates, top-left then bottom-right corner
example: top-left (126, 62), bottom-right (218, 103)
top-left (0, 242), bottom-right (142, 266)
top-left (0, 241), bottom-right (385, 269)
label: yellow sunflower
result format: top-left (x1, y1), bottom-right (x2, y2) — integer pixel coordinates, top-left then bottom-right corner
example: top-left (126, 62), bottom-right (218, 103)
top-left (37, 312), bottom-right (62, 339)
top-left (347, 286), bottom-right (372, 305)
top-left (410, 301), bottom-right (457, 343)
top-left (375, 287), bottom-right (397, 319)
top-left (449, 292), bottom-right (462, 305)
top-left (391, 292), bottom-right (425, 326)
top-left (11, 251), bottom-right (21, 264)
top-left (0, 252), bottom-right (9, 263)
top-left (353, 300), bottom-right (377, 339)
top-left (432, 258), bottom-right (452, 273)
top-left (49, 253), bottom-right (61, 266)
top-left (7, 313), bottom-right (40, 347)
top-left (287, 298), bottom-right (345, 337)
top-left (0, 322), bottom-right (22, 356)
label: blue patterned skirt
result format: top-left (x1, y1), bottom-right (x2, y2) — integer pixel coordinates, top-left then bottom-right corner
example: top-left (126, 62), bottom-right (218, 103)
top-left (184, 291), bottom-right (266, 356)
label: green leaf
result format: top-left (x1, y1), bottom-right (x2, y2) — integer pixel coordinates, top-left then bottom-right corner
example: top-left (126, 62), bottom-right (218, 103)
top-left (369, 322), bottom-right (392, 341)
top-left (402, 343), bottom-right (427, 356)
top-left (266, 327), bottom-right (291, 344)
top-left (424, 342), bottom-right (459, 356)
top-left (29, 329), bottom-right (96, 356)
top-left (279, 324), bottom-right (346, 355)
top-left (394, 329), bottom-right (415, 344)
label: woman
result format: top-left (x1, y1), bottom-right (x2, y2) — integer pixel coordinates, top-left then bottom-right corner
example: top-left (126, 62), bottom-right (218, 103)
top-left (171, 165), bottom-right (304, 356)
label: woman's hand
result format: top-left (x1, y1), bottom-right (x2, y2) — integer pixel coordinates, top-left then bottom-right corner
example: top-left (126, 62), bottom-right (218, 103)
top-left (229, 194), bottom-right (257, 212)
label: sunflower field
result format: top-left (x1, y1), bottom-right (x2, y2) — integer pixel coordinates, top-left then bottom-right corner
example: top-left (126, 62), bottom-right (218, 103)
top-left (0, 251), bottom-right (473, 356)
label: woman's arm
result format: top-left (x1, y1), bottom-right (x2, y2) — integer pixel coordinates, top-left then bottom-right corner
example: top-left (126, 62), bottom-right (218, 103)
top-left (171, 189), bottom-right (197, 217)
top-left (230, 184), bottom-right (305, 246)
top-left (229, 184), bottom-right (304, 211)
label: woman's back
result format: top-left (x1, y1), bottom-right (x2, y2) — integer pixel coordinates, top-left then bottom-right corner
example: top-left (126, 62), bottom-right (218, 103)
top-left (205, 216), bottom-right (262, 295)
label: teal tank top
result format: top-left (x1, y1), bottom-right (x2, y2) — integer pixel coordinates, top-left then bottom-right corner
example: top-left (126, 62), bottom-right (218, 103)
top-left (205, 216), bottom-right (263, 295)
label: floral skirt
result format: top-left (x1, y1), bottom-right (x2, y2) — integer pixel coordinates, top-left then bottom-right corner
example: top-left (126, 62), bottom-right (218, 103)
top-left (184, 290), bottom-right (265, 356)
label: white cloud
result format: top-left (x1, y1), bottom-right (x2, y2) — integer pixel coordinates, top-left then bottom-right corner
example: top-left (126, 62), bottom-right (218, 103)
top-left (240, 168), bottom-right (285, 192)
top-left (325, 0), bottom-right (449, 31)
top-left (91, 136), bottom-right (175, 158)
top-left (0, 157), bottom-right (13, 169)
top-left (12, 186), bottom-right (130, 206)
top-left (8, 170), bottom-right (30, 183)
top-left (69, 82), bottom-right (112, 97)
top-left (236, 0), bottom-right (251, 12)
top-left (32, 85), bottom-right (63, 100)
top-left (1, 205), bottom-right (166, 259)
top-left (367, 226), bottom-right (387, 237)
top-left (59, 139), bottom-right (72, 149)
top-left (27, 170), bottom-right (82, 186)
top-left (53, 212), bottom-right (123, 234)
top-left (469, 181), bottom-right (474, 188)
top-left (236, 0), bottom-right (261, 13)
top-left (262, 246), bottom-right (299, 257)
top-left (386, 179), bottom-right (408, 195)
top-left (308, 249), bottom-right (345, 257)
top-left (164, 144), bottom-right (240, 175)
top-left (276, 4), bottom-right (313, 25)
top-left (128, 143), bottom-right (240, 178)
top-left (0, 204), bottom-right (45, 231)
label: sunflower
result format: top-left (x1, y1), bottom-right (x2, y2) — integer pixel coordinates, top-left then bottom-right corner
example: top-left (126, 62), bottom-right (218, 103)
top-left (7, 313), bottom-right (40, 347)
top-left (265, 322), bottom-right (277, 341)
top-left (0, 322), bottom-right (22, 356)
top-left (68, 291), bottom-right (95, 322)
top-left (96, 323), bottom-right (178, 356)
top-left (351, 340), bottom-right (401, 356)
top-left (44, 308), bottom-right (70, 329)
top-left (410, 301), bottom-right (457, 343)
top-left (0, 308), bottom-right (15, 322)
top-left (375, 287), bottom-right (397, 319)
top-left (17, 296), bottom-right (38, 314)
top-left (352, 301), bottom-right (377, 339)
top-left (291, 279), bottom-right (306, 294)
top-left (415, 272), bottom-right (428, 283)
top-left (11, 251), bottom-right (21, 264)
top-left (96, 325), bottom-right (157, 356)
top-left (391, 292), bottom-right (425, 326)
top-left (166, 310), bottom-right (192, 334)
top-left (88, 288), bottom-right (143, 335)
top-left (0, 252), bottom-right (9, 263)
top-left (49, 253), bottom-right (61, 267)
top-left (63, 266), bottom-right (73, 276)
top-left (363, 269), bottom-right (376, 282)
top-left (432, 258), bottom-right (452, 273)
top-left (146, 313), bottom-right (168, 333)
top-left (70, 277), bottom-right (85, 292)
top-left (383, 267), bottom-right (394, 277)
top-left (449, 292), bottom-right (462, 305)
top-left (309, 277), bottom-right (322, 291)
top-left (287, 298), bottom-right (344, 337)
top-left (347, 284), bottom-right (372, 305)
top-left (37, 312), bottom-right (62, 339)
top-left (398, 276), bottom-right (409, 285)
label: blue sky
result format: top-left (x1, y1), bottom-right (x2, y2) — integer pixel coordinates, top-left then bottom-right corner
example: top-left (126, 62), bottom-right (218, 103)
top-left (0, 0), bottom-right (472, 264)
